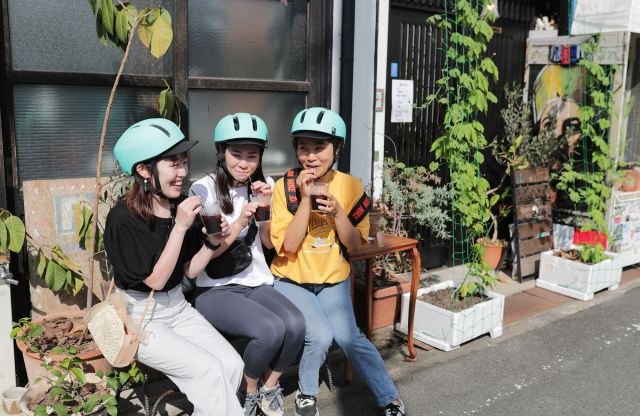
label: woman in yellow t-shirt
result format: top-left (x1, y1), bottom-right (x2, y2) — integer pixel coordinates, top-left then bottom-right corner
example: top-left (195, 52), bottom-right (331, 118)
top-left (271, 108), bottom-right (406, 416)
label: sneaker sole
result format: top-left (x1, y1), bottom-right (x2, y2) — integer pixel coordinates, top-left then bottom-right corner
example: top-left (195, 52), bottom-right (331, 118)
top-left (294, 410), bottom-right (319, 416)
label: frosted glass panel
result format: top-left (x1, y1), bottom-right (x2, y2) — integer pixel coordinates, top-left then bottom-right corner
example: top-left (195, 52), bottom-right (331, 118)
top-left (8, 0), bottom-right (172, 75)
top-left (188, 0), bottom-right (306, 80)
top-left (188, 90), bottom-right (305, 179)
top-left (14, 84), bottom-right (161, 181)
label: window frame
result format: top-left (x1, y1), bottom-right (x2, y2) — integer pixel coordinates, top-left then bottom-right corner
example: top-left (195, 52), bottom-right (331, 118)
top-left (0, 0), bottom-right (333, 214)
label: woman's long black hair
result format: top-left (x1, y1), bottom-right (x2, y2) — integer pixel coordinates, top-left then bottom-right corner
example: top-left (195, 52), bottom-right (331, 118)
top-left (214, 142), bottom-right (266, 215)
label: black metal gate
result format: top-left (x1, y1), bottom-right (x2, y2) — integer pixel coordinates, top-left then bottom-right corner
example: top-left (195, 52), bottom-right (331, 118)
top-left (385, 0), bottom-right (534, 268)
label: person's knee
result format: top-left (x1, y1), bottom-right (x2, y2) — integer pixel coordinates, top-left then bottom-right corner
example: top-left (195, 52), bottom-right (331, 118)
top-left (257, 318), bottom-right (286, 351)
top-left (307, 325), bottom-right (333, 353)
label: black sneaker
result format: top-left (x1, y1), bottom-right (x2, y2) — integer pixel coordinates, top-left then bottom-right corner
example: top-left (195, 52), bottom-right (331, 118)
top-left (295, 390), bottom-right (319, 416)
top-left (383, 398), bottom-right (407, 416)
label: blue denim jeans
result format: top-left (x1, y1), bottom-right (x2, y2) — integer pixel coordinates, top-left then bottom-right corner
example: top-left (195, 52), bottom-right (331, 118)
top-left (274, 278), bottom-right (399, 407)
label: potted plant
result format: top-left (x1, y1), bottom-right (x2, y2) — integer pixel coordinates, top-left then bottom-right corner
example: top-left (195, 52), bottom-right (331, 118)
top-left (537, 36), bottom-right (623, 300)
top-left (396, 0), bottom-right (505, 351)
top-left (353, 157), bottom-right (450, 330)
top-left (14, 1), bottom-right (177, 386)
top-left (19, 346), bottom-right (118, 416)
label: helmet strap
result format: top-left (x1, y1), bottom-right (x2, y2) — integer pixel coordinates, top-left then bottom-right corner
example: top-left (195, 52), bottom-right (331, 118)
top-left (136, 162), bottom-right (168, 199)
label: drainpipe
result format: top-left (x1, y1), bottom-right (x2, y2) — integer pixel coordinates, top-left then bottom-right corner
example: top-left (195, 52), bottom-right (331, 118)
top-left (338, 0), bottom-right (355, 173)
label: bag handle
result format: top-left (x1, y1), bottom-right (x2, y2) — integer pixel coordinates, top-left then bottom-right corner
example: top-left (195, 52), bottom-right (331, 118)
top-left (105, 278), bottom-right (154, 338)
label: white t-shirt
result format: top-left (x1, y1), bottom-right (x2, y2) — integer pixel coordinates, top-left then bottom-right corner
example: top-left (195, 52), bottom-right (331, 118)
top-left (190, 174), bottom-right (275, 288)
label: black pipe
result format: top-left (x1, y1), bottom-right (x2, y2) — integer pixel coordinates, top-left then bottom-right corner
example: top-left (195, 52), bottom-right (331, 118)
top-left (338, 0), bottom-right (355, 172)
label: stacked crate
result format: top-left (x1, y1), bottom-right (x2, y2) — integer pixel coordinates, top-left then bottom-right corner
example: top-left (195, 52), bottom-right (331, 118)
top-left (512, 167), bottom-right (554, 281)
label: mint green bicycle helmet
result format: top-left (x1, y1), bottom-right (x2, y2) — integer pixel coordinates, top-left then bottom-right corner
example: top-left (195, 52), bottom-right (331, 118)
top-left (290, 107), bottom-right (346, 143)
top-left (214, 113), bottom-right (269, 146)
top-left (114, 118), bottom-right (197, 175)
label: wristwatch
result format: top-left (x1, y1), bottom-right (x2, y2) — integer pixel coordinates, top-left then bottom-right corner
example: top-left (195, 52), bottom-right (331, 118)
top-left (203, 239), bottom-right (220, 251)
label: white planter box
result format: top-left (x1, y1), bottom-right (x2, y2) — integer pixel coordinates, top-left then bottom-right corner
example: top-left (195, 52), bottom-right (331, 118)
top-left (536, 249), bottom-right (622, 301)
top-left (395, 280), bottom-right (505, 351)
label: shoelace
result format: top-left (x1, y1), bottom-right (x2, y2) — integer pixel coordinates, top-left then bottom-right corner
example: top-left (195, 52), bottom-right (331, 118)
top-left (263, 384), bottom-right (285, 411)
top-left (297, 393), bottom-right (316, 407)
top-left (384, 403), bottom-right (404, 416)
top-left (244, 392), bottom-right (261, 416)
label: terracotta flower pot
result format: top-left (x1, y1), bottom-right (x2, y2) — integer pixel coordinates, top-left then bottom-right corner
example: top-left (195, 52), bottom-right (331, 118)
top-left (620, 168), bottom-right (640, 192)
top-left (477, 238), bottom-right (506, 270)
top-left (15, 310), bottom-right (112, 383)
top-left (354, 272), bottom-right (412, 330)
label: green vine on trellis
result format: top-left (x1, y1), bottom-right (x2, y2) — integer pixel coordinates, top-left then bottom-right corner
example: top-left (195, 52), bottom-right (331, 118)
top-left (554, 36), bottom-right (618, 241)
top-left (425, 0), bottom-right (499, 298)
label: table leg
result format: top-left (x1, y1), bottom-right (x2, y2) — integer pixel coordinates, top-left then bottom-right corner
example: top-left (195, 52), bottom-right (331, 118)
top-left (364, 258), bottom-right (374, 339)
top-left (407, 247), bottom-right (421, 360)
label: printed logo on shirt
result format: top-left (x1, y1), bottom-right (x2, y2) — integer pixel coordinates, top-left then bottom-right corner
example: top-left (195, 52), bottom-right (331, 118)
top-left (305, 215), bottom-right (335, 251)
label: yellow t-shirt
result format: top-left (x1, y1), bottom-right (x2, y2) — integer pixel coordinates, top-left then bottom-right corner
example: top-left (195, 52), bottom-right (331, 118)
top-left (270, 171), bottom-right (370, 285)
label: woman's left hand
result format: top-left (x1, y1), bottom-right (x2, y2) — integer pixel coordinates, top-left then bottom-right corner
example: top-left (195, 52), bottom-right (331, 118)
top-left (316, 192), bottom-right (345, 218)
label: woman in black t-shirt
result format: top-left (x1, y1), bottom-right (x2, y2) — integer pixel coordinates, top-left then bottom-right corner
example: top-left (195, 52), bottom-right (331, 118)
top-left (104, 118), bottom-right (244, 416)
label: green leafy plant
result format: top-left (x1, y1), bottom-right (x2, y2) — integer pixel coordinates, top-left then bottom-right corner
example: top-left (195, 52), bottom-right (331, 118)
top-left (578, 243), bottom-right (608, 264)
top-left (424, 0), bottom-right (499, 298)
top-left (494, 83), bottom-right (567, 171)
top-left (554, 36), bottom-right (618, 253)
top-left (380, 157), bottom-right (451, 240)
top-left (10, 318), bottom-right (44, 353)
top-left (28, 346), bottom-right (117, 416)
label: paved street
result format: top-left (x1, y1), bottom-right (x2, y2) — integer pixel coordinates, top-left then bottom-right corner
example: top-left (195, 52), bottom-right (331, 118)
top-left (316, 286), bottom-right (640, 416)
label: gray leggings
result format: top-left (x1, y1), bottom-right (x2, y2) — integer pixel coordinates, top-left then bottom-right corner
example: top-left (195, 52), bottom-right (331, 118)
top-left (195, 284), bottom-right (306, 379)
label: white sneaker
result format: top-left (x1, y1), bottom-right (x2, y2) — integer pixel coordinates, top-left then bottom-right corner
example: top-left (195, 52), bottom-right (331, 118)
top-left (259, 383), bottom-right (285, 416)
top-left (383, 398), bottom-right (407, 416)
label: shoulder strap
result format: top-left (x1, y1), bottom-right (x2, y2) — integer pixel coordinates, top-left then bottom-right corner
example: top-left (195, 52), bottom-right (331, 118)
top-left (284, 168), bottom-right (302, 214)
top-left (347, 192), bottom-right (372, 226)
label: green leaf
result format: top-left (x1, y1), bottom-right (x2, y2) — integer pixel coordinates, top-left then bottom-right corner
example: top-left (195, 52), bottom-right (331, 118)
top-left (36, 249), bottom-right (47, 277)
top-left (71, 367), bottom-right (86, 384)
top-left (50, 261), bottom-right (67, 293)
top-left (101, 0), bottom-right (116, 36)
top-left (34, 405), bottom-right (48, 416)
top-left (72, 276), bottom-right (85, 296)
top-left (96, 10), bottom-right (108, 46)
top-left (107, 378), bottom-right (118, 391)
top-left (137, 8), bottom-right (153, 48)
top-left (84, 396), bottom-right (100, 413)
top-left (52, 245), bottom-right (83, 275)
top-left (5, 216), bottom-right (25, 253)
top-left (119, 371), bottom-right (131, 386)
top-left (30, 324), bottom-right (43, 338)
top-left (0, 221), bottom-right (7, 253)
top-left (88, 0), bottom-right (99, 16)
top-left (52, 403), bottom-right (69, 416)
top-left (149, 8), bottom-right (173, 58)
top-left (49, 386), bottom-right (65, 399)
top-left (115, 9), bottom-right (130, 45)
top-left (106, 404), bottom-right (118, 416)
top-left (44, 259), bottom-right (56, 289)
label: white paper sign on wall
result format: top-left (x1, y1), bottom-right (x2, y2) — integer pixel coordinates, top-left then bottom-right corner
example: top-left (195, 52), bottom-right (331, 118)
top-left (391, 79), bottom-right (413, 123)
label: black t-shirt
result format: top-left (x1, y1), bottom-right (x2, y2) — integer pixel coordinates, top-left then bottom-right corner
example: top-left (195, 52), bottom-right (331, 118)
top-left (104, 201), bottom-right (202, 292)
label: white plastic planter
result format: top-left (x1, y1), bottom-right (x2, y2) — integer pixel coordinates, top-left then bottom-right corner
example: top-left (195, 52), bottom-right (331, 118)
top-left (395, 280), bottom-right (505, 351)
top-left (536, 249), bottom-right (622, 301)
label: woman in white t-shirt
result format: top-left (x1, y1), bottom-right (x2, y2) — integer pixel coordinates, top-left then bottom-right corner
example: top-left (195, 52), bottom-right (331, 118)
top-left (187, 113), bottom-right (305, 416)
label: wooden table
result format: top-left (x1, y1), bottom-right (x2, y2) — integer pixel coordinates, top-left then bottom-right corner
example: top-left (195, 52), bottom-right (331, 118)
top-left (349, 234), bottom-right (421, 360)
